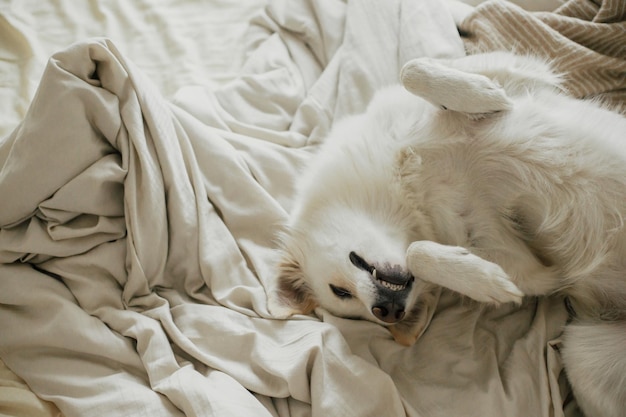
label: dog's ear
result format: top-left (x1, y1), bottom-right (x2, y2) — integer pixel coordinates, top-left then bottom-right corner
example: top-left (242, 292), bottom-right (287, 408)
top-left (389, 287), bottom-right (441, 346)
top-left (266, 251), bottom-right (318, 318)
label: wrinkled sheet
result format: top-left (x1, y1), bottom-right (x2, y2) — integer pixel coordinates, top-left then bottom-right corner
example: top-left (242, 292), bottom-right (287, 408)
top-left (0, 0), bottom-right (268, 139)
top-left (0, 0), bottom-right (577, 416)
top-left (0, 1), bottom-right (265, 414)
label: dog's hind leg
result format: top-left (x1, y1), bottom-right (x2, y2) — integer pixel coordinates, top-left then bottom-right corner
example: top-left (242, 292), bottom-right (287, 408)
top-left (561, 321), bottom-right (626, 417)
top-left (400, 52), bottom-right (562, 115)
top-left (406, 240), bottom-right (524, 305)
top-left (400, 57), bottom-right (512, 114)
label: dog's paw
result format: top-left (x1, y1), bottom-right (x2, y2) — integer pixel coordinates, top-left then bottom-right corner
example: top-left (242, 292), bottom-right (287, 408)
top-left (400, 58), bottom-right (512, 114)
top-left (460, 260), bottom-right (524, 306)
top-left (407, 241), bottom-right (524, 306)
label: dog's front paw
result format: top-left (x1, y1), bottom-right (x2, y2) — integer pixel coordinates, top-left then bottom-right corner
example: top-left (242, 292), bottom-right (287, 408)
top-left (461, 259), bottom-right (524, 306)
top-left (407, 241), bottom-right (524, 306)
top-left (400, 58), bottom-right (512, 114)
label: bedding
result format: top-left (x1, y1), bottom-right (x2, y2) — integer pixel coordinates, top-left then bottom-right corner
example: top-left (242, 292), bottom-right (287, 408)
top-left (462, 0), bottom-right (626, 109)
top-left (0, 0), bottom-right (624, 416)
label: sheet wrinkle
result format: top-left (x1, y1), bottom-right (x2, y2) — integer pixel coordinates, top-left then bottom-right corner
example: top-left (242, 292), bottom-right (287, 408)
top-left (0, 0), bottom-right (578, 416)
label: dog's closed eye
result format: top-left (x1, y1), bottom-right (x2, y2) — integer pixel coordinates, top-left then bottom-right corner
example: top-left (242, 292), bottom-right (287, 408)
top-left (329, 284), bottom-right (353, 299)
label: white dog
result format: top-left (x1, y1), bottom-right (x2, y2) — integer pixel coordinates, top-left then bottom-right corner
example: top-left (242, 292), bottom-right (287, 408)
top-left (268, 52), bottom-right (626, 417)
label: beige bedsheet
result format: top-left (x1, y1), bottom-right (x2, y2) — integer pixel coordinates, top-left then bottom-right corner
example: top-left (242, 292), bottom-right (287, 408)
top-left (2, 0), bottom-right (621, 416)
top-left (0, 0), bottom-right (266, 139)
top-left (1, 2), bottom-right (263, 415)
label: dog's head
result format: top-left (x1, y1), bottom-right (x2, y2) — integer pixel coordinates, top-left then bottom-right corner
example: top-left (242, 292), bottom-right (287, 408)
top-left (268, 202), bottom-right (440, 345)
top-left (266, 85), bottom-right (441, 345)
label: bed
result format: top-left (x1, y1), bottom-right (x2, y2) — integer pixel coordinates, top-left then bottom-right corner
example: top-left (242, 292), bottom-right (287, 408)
top-left (1, 0), bottom-right (624, 416)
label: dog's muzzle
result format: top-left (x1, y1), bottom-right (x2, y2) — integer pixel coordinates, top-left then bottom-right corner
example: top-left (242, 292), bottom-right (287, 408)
top-left (370, 266), bottom-right (414, 324)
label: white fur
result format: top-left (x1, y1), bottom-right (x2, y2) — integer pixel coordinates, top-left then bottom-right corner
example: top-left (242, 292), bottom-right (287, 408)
top-left (406, 241), bottom-right (523, 305)
top-left (269, 51), bottom-right (626, 417)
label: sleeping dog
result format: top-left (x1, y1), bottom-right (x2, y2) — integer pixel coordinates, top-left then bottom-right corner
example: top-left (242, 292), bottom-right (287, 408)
top-left (268, 52), bottom-right (626, 417)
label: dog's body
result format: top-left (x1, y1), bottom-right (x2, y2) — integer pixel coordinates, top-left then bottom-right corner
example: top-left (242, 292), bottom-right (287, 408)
top-left (268, 52), bottom-right (626, 417)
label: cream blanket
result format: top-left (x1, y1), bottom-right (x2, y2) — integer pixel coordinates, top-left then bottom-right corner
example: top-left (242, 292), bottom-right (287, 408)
top-left (462, 0), bottom-right (626, 109)
top-left (0, 0), bottom-right (582, 416)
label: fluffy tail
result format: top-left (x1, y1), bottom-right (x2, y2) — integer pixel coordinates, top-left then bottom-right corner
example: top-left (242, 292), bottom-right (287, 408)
top-left (561, 320), bottom-right (626, 417)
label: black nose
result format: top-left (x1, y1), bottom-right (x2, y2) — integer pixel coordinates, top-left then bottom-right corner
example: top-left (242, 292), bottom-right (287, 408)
top-left (372, 304), bottom-right (405, 323)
